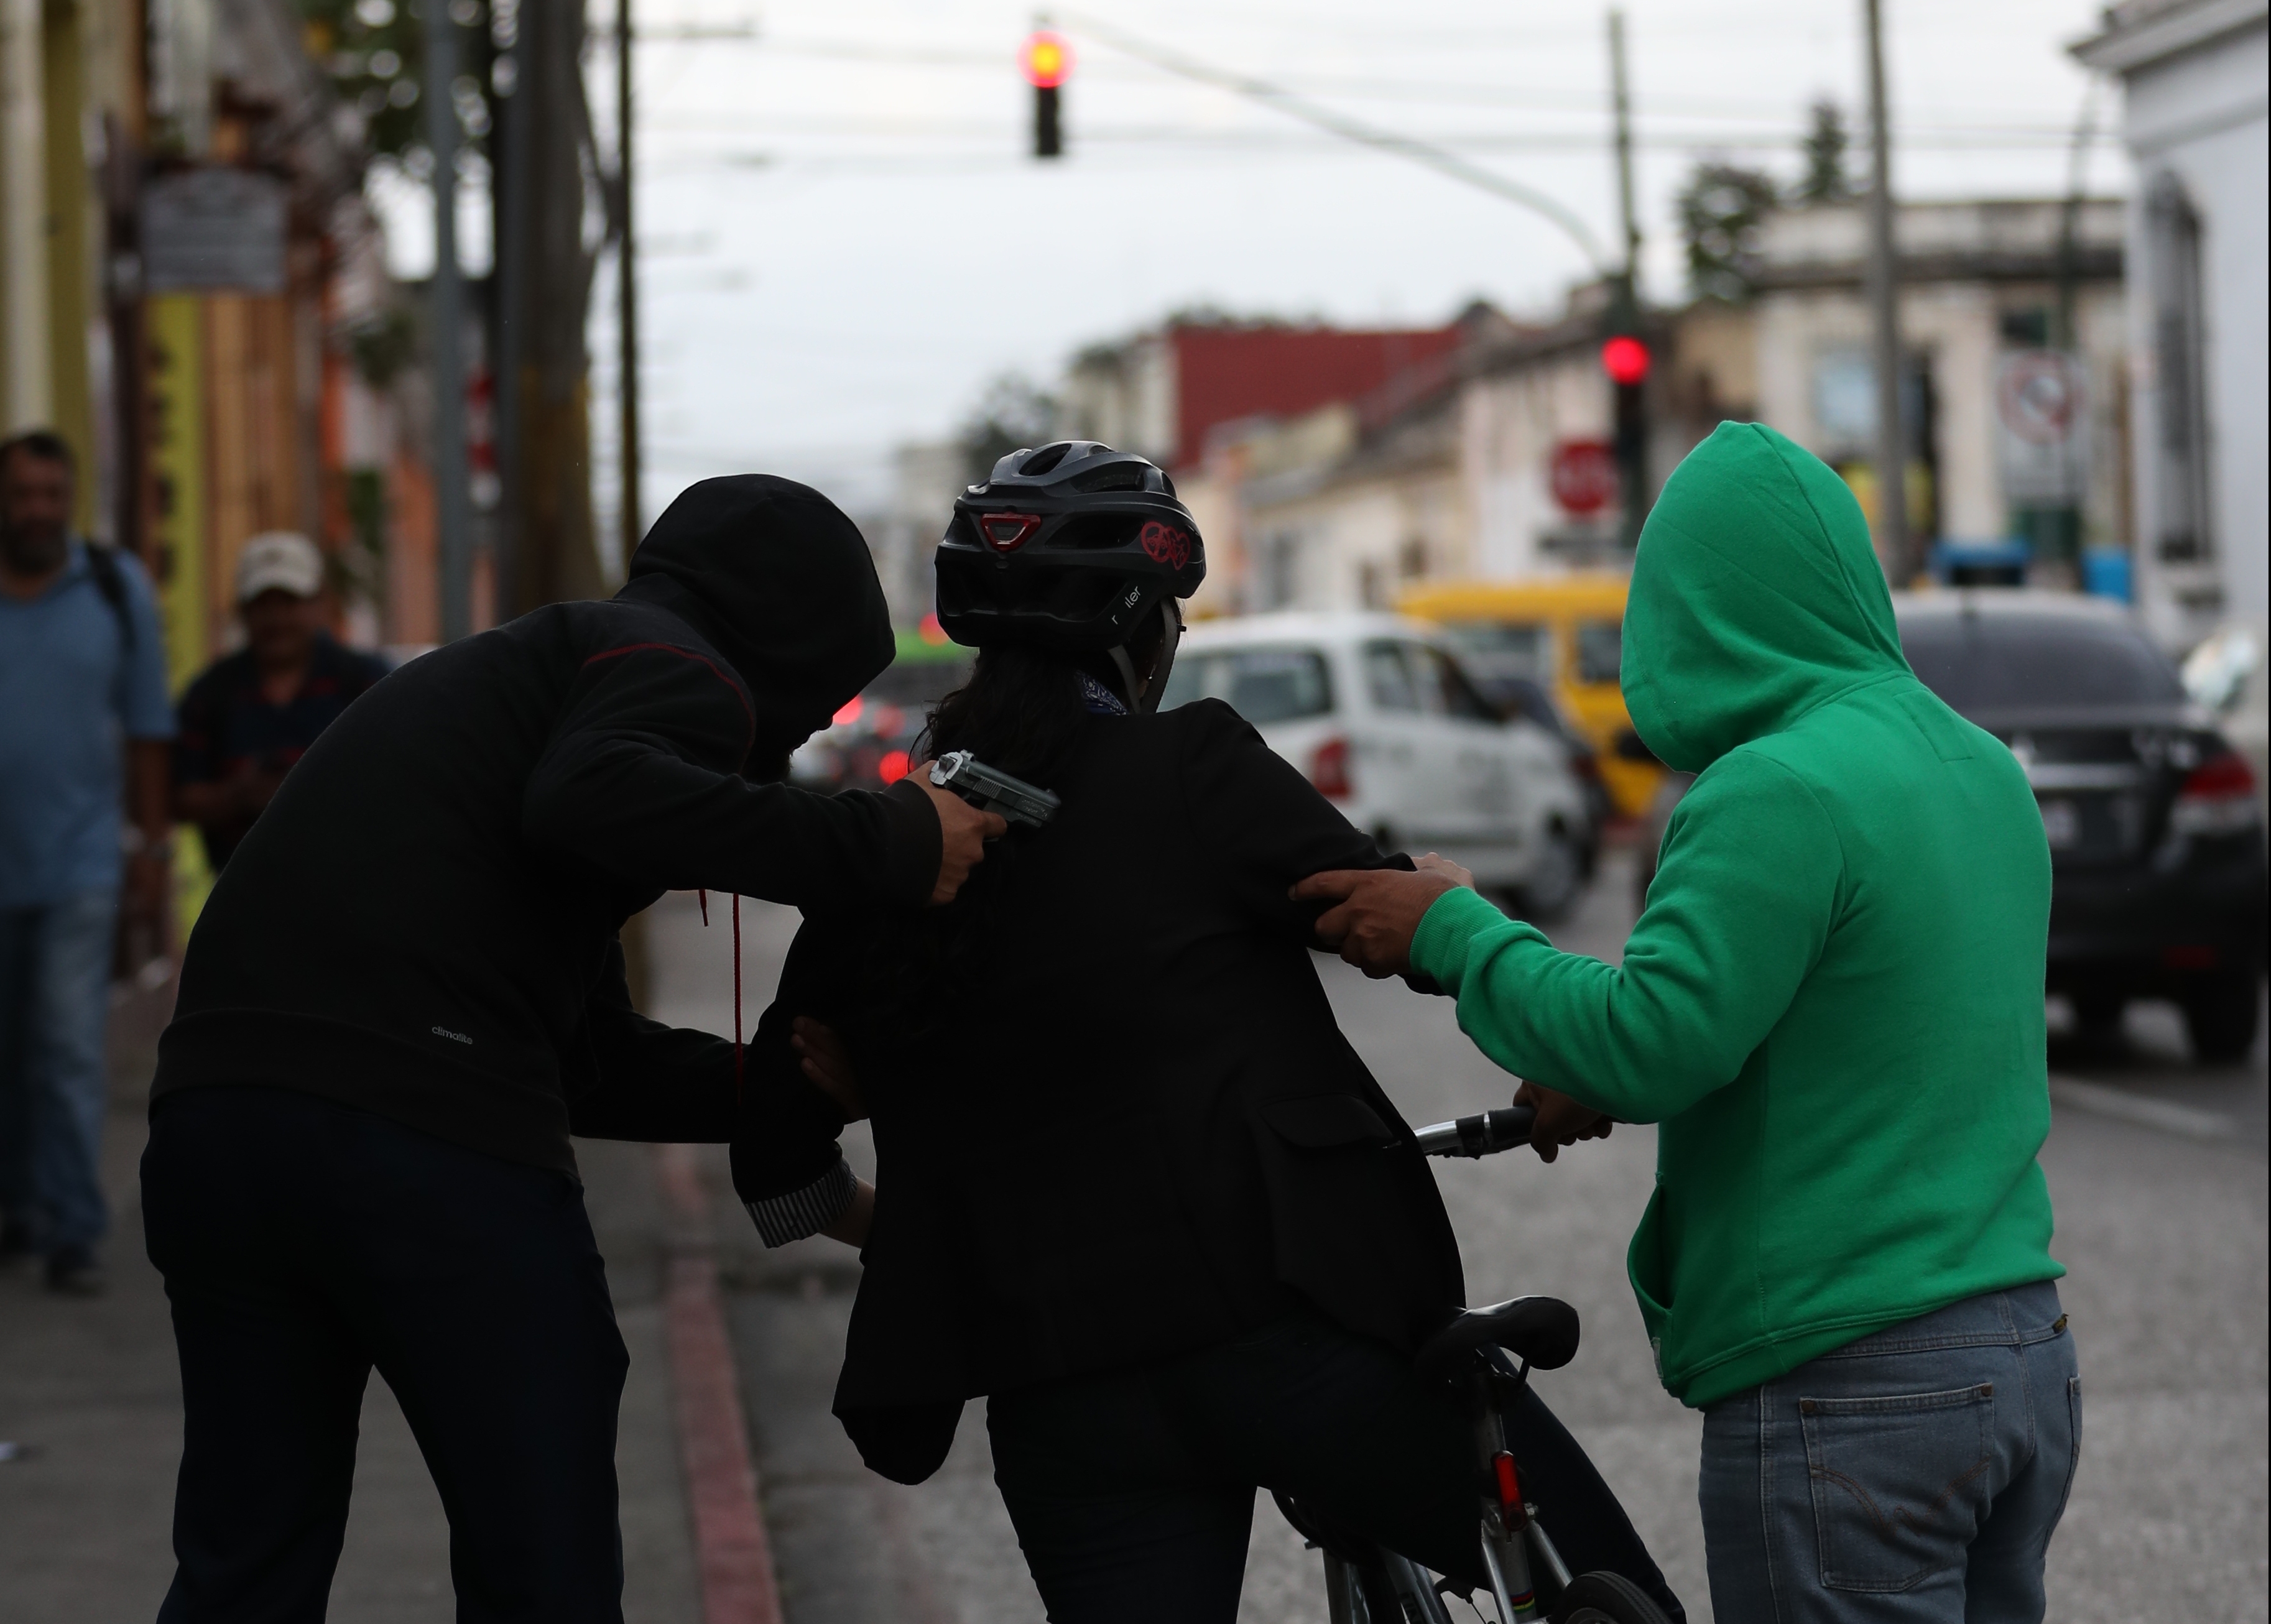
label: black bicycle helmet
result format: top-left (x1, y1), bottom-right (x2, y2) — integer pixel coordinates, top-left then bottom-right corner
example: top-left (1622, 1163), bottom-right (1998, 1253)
top-left (935, 442), bottom-right (1205, 707)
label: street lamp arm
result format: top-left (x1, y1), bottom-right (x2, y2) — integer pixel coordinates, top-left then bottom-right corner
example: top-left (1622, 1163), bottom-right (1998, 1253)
top-left (1054, 9), bottom-right (1614, 275)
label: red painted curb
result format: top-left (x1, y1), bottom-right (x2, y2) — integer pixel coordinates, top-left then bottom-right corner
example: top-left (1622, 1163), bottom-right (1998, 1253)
top-left (655, 1144), bottom-right (784, 1624)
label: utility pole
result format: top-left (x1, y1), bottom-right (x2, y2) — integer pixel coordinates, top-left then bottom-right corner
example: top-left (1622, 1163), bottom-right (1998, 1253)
top-left (1606, 9), bottom-right (1649, 547)
top-left (617, 0), bottom-right (641, 564)
top-left (1609, 9), bottom-right (1639, 285)
top-left (426, 0), bottom-right (473, 640)
top-left (497, 0), bottom-right (605, 612)
top-left (1862, 0), bottom-right (1911, 584)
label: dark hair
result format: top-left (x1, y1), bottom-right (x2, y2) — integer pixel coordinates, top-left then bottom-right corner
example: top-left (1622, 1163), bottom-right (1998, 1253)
top-left (866, 612), bottom-right (1173, 1042)
top-left (0, 429), bottom-right (75, 478)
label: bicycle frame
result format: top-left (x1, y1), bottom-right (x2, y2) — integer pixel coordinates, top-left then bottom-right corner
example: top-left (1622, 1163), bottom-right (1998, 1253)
top-left (1310, 1105), bottom-right (1582, 1624)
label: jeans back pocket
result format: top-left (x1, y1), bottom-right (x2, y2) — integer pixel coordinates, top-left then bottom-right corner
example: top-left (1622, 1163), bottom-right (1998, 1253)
top-left (1801, 1382), bottom-right (1998, 1592)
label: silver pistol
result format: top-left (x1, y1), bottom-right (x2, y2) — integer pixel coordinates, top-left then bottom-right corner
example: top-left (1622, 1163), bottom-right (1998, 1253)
top-left (928, 750), bottom-right (1061, 829)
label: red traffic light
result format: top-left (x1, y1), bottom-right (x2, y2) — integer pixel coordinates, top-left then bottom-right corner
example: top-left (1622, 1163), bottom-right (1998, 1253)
top-left (1020, 30), bottom-right (1071, 89)
top-left (1600, 334), bottom-right (1651, 387)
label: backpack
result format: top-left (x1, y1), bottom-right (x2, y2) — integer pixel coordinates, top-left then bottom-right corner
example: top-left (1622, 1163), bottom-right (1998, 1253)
top-left (83, 541), bottom-right (137, 651)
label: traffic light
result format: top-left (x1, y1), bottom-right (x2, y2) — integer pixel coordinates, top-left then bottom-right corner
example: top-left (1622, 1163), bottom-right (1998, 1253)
top-left (1022, 29), bottom-right (1070, 159)
top-left (1599, 331), bottom-right (1651, 544)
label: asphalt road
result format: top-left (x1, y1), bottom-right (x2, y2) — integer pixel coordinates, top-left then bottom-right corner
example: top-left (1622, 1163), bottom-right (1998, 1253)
top-left (648, 849), bottom-right (2269, 1624)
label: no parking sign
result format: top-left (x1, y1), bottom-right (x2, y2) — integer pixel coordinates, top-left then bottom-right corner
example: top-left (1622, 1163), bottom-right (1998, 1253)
top-left (1996, 351), bottom-right (2089, 504)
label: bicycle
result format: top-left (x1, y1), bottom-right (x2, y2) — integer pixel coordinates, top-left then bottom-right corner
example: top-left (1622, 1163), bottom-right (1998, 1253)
top-left (1273, 1104), bottom-right (1674, 1624)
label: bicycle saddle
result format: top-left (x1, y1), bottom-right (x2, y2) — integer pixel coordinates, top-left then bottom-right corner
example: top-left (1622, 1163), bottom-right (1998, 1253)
top-left (1415, 1295), bottom-right (1580, 1383)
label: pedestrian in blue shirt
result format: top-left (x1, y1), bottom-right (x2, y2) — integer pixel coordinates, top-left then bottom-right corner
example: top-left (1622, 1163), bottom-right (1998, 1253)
top-left (0, 430), bottom-right (175, 1294)
top-left (173, 532), bottom-right (389, 870)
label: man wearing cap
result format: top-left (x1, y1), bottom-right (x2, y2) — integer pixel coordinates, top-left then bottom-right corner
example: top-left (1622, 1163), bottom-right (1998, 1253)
top-left (0, 429), bottom-right (174, 1296)
top-left (173, 533), bottom-right (389, 872)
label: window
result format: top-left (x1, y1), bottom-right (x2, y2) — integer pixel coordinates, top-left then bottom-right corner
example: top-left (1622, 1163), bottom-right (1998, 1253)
top-left (1418, 646), bottom-right (1502, 722)
top-left (1433, 621), bottom-right (1549, 688)
top-left (1362, 641), bottom-right (1424, 713)
top-left (1160, 646), bottom-right (1334, 725)
top-left (1899, 613), bottom-right (2185, 712)
top-left (1575, 619), bottom-right (1624, 685)
top-left (2147, 172), bottom-right (2212, 566)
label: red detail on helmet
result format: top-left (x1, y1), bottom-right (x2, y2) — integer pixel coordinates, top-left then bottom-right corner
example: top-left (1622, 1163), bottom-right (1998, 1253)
top-left (979, 512), bottom-right (1044, 553)
top-left (1139, 520), bottom-right (1192, 568)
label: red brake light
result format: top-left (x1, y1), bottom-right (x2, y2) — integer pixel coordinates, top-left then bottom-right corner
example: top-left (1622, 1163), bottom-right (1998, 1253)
top-left (2172, 750), bottom-right (2260, 837)
top-left (1310, 737), bottom-right (1353, 800)
top-left (877, 749), bottom-right (911, 785)
top-left (832, 696), bottom-right (864, 728)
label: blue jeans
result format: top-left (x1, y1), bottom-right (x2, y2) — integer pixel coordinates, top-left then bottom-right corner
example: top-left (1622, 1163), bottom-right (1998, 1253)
top-left (0, 891), bottom-right (118, 1252)
top-left (1700, 1281), bottom-right (2079, 1623)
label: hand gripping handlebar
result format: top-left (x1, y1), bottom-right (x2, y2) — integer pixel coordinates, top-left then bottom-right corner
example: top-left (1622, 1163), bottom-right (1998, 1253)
top-left (1411, 1106), bottom-right (1537, 1158)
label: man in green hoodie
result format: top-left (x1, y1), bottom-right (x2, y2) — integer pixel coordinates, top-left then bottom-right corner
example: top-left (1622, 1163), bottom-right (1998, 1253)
top-left (1297, 423), bottom-right (2078, 1622)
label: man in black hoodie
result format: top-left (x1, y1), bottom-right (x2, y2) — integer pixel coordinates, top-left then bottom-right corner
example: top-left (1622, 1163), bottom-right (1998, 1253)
top-left (139, 478), bottom-right (1001, 1623)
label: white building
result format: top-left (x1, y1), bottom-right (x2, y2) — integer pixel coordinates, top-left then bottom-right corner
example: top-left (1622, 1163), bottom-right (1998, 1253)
top-left (1749, 198), bottom-right (2129, 577)
top-left (2076, 0), bottom-right (2269, 760)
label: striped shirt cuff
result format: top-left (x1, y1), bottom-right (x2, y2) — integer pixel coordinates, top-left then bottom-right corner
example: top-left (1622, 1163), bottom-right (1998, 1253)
top-left (743, 1158), bottom-right (858, 1248)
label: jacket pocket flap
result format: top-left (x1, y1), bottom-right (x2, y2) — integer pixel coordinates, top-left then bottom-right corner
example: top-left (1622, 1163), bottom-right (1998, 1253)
top-left (1262, 1094), bottom-right (1395, 1149)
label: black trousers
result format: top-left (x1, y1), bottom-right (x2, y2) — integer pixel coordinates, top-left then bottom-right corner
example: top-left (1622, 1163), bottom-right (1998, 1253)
top-left (987, 1309), bottom-right (1686, 1624)
top-left (141, 1086), bottom-right (629, 1623)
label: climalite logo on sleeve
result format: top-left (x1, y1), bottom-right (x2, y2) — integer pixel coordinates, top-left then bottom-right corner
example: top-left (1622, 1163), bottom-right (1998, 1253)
top-left (431, 1026), bottom-right (473, 1045)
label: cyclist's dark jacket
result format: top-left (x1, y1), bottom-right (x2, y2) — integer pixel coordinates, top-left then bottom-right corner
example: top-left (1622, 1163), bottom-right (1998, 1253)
top-left (733, 699), bottom-right (1468, 1483)
top-left (154, 476), bottom-right (940, 1174)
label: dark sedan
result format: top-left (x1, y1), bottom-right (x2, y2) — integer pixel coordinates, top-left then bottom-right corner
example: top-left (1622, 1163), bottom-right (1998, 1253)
top-left (1897, 592), bottom-right (2266, 1062)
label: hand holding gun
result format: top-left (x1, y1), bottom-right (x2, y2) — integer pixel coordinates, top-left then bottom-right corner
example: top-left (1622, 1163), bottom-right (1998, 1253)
top-left (928, 750), bottom-right (1061, 829)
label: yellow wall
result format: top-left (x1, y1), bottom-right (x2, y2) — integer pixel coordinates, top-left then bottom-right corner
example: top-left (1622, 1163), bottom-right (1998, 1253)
top-left (148, 291), bottom-right (208, 694)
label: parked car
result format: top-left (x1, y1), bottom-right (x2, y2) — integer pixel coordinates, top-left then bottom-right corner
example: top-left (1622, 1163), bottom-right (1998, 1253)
top-left (1400, 573), bottom-right (1663, 821)
top-left (791, 633), bottom-right (973, 792)
top-left (1625, 593), bottom-right (2266, 1061)
top-left (1897, 591), bottom-right (2265, 1061)
top-left (1161, 612), bottom-right (1593, 920)
top-left (1493, 674), bottom-right (1612, 864)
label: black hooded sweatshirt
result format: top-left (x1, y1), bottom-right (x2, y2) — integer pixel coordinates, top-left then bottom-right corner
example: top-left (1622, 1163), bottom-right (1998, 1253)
top-left (152, 476), bottom-right (939, 1174)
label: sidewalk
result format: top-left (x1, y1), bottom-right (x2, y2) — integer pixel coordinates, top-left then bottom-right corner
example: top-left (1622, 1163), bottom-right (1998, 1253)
top-left (0, 980), bottom-right (704, 1622)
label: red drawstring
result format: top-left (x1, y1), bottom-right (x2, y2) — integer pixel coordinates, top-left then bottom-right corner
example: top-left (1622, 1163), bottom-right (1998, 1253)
top-left (731, 893), bottom-right (744, 1098)
top-left (696, 887), bottom-right (742, 1097)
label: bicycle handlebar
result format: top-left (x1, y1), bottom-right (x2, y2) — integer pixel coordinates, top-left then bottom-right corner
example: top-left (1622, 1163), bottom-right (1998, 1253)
top-left (1412, 1105), bottom-right (1536, 1159)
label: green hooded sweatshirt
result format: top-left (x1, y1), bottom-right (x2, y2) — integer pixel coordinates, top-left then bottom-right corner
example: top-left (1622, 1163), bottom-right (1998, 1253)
top-left (1410, 422), bottom-right (2061, 1408)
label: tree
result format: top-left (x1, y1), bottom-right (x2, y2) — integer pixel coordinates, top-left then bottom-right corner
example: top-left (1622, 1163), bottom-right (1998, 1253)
top-left (958, 374), bottom-right (1061, 484)
top-left (1677, 162), bottom-right (1781, 302)
top-left (1796, 99), bottom-right (1853, 205)
top-left (295, 0), bottom-right (496, 166)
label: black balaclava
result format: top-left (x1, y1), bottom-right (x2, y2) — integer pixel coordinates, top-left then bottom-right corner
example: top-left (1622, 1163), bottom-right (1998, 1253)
top-left (614, 475), bottom-right (896, 764)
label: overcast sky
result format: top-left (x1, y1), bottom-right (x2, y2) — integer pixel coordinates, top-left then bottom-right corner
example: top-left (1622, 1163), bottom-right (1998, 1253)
top-left (378, 0), bottom-right (2121, 542)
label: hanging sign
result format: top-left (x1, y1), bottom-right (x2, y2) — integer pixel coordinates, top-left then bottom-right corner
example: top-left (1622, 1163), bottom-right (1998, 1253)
top-left (142, 169), bottom-right (289, 294)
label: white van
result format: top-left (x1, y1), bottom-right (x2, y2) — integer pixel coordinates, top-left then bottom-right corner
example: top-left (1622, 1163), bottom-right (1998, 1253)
top-left (1161, 612), bottom-right (1592, 918)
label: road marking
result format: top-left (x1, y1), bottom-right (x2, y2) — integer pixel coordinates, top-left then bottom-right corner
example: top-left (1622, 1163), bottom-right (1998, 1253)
top-left (2048, 1076), bottom-right (2237, 1142)
top-left (655, 1143), bottom-right (785, 1624)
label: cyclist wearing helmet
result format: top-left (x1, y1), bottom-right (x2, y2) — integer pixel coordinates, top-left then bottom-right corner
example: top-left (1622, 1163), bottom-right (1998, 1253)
top-left (731, 444), bottom-right (1685, 1623)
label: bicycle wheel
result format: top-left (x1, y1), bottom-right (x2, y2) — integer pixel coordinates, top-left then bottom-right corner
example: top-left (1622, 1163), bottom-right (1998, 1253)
top-left (1554, 1571), bottom-right (1672, 1624)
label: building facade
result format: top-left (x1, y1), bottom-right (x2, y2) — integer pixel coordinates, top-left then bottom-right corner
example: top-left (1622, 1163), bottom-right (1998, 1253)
top-left (2077, 0), bottom-right (2268, 760)
top-left (0, 0), bottom-right (423, 691)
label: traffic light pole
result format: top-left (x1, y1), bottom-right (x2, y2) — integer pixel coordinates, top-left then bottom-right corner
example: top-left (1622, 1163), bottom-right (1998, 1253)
top-left (1863, 0), bottom-right (1912, 584)
top-left (1607, 9), bottom-right (1648, 549)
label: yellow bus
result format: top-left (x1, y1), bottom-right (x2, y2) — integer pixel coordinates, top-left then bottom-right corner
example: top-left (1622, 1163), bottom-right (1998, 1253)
top-left (1398, 574), bottom-right (1663, 819)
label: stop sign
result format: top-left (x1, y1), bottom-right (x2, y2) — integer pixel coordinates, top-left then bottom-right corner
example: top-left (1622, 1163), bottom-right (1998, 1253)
top-left (1550, 439), bottom-right (1618, 515)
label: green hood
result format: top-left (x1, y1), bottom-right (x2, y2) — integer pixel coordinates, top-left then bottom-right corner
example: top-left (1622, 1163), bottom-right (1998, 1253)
top-left (1622, 422), bottom-right (1910, 773)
